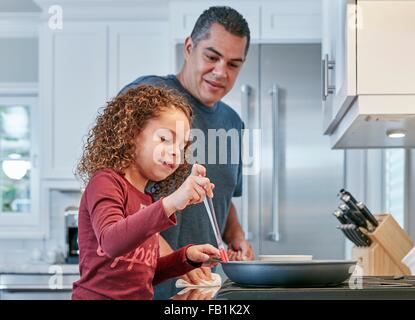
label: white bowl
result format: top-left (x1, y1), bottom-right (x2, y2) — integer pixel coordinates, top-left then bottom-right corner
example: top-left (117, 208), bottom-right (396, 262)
top-left (258, 255), bottom-right (313, 262)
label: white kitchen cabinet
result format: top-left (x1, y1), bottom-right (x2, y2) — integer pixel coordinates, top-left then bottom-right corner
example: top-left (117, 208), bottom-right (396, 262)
top-left (357, 1), bottom-right (415, 95)
top-left (321, 0), bottom-right (356, 135)
top-left (261, 0), bottom-right (321, 42)
top-left (322, 0), bottom-right (415, 148)
top-left (40, 23), bottom-right (108, 180)
top-left (40, 21), bottom-right (170, 180)
top-left (108, 22), bottom-right (170, 98)
top-left (170, 0), bottom-right (321, 43)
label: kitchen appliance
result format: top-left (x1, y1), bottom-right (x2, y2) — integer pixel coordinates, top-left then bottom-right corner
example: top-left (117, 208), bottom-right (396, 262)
top-left (176, 43), bottom-right (345, 259)
top-left (215, 276), bottom-right (415, 300)
top-left (221, 260), bottom-right (356, 287)
top-left (64, 206), bottom-right (79, 264)
top-left (169, 275), bottom-right (415, 300)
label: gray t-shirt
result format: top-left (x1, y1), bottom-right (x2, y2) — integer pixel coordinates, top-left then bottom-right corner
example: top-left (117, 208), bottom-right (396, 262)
top-left (120, 74), bottom-right (244, 251)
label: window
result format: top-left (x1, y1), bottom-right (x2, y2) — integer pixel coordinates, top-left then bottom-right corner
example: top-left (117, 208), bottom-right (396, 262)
top-left (0, 103), bottom-right (31, 214)
top-left (383, 149), bottom-right (405, 228)
top-left (0, 95), bottom-right (41, 237)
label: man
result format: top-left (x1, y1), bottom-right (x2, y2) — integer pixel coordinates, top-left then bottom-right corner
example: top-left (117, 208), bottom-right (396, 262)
top-left (120, 6), bottom-right (254, 299)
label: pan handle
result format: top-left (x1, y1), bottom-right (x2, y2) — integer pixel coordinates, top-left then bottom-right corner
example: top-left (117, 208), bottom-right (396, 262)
top-left (269, 84), bottom-right (280, 242)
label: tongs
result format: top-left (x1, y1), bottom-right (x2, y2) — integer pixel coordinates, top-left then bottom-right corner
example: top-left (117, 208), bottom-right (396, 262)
top-left (203, 196), bottom-right (229, 262)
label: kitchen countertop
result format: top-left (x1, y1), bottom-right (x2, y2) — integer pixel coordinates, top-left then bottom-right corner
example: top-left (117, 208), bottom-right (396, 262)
top-left (0, 265), bottom-right (79, 293)
top-left (0, 263), bottom-right (79, 275)
top-left (170, 276), bottom-right (415, 300)
top-left (217, 276), bottom-right (415, 300)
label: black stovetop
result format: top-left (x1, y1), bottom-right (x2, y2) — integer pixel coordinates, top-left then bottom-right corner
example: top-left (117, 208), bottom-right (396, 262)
top-left (215, 276), bottom-right (415, 300)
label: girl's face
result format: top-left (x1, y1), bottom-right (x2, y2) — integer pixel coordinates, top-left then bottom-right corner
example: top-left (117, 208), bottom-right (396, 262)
top-left (133, 108), bottom-right (191, 182)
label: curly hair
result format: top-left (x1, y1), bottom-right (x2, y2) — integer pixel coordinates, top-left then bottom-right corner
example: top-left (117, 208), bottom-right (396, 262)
top-left (76, 84), bottom-right (193, 197)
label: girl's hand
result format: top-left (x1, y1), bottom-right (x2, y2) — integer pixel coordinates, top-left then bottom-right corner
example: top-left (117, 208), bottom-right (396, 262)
top-left (180, 267), bottom-right (213, 285)
top-left (186, 244), bottom-right (221, 267)
top-left (162, 164), bottom-right (215, 215)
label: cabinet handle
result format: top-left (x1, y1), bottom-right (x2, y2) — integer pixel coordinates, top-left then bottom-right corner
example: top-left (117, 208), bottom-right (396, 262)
top-left (240, 84), bottom-right (253, 241)
top-left (268, 84), bottom-right (280, 242)
top-left (322, 54), bottom-right (335, 101)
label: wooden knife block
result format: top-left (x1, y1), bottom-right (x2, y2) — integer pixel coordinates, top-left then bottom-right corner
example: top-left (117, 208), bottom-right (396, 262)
top-left (351, 214), bottom-right (414, 276)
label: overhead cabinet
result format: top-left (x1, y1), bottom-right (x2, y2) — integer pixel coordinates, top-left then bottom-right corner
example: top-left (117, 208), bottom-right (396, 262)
top-left (169, 0), bottom-right (321, 42)
top-left (322, 0), bottom-right (415, 148)
top-left (39, 21), bottom-right (169, 180)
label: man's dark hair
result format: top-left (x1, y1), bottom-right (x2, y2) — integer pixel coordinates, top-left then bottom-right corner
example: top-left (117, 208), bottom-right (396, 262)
top-left (190, 6), bottom-right (251, 56)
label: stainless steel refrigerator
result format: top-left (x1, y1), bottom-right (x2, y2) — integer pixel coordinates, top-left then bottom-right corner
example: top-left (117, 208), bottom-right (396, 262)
top-left (176, 43), bottom-right (345, 259)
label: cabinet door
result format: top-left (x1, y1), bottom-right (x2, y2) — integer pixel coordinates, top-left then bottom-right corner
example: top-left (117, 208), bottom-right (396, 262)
top-left (322, 0), bottom-right (356, 134)
top-left (357, 1), bottom-right (415, 94)
top-left (261, 0), bottom-right (321, 41)
top-left (108, 22), bottom-right (170, 98)
top-left (41, 23), bottom-right (107, 179)
top-left (169, 1), bottom-right (260, 41)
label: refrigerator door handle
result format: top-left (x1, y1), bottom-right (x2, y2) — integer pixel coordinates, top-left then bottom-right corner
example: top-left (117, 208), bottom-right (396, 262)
top-left (240, 84), bottom-right (253, 241)
top-left (269, 84), bottom-right (280, 242)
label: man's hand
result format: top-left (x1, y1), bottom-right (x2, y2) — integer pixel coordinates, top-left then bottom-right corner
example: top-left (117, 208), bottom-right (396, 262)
top-left (181, 267), bottom-right (213, 285)
top-left (227, 237), bottom-right (254, 261)
top-left (223, 202), bottom-right (255, 261)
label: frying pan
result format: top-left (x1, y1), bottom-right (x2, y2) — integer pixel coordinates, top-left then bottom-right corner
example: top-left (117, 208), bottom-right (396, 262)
top-left (221, 260), bottom-right (357, 287)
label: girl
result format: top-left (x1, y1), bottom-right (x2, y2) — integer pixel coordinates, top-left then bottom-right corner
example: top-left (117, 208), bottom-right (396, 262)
top-left (72, 85), bottom-right (219, 300)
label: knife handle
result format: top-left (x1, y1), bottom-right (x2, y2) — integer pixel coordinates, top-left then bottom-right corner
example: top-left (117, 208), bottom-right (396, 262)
top-left (337, 226), bottom-right (356, 245)
top-left (341, 225), bottom-right (363, 247)
top-left (354, 226), bottom-right (372, 247)
top-left (357, 201), bottom-right (379, 228)
top-left (338, 189), bottom-right (359, 204)
top-left (346, 210), bottom-right (368, 229)
top-left (348, 225), bottom-right (367, 247)
top-left (333, 210), bottom-right (348, 224)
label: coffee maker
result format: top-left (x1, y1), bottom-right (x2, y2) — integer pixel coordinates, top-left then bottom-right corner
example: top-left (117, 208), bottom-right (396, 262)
top-left (64, 206), bottom-right (79, 264)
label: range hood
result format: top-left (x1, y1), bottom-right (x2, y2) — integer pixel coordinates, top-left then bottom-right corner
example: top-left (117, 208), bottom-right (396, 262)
top-left (330, 96), bottom-right (415, 149)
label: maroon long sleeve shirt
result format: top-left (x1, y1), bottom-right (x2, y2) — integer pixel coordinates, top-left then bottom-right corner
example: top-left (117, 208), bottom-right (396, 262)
top-left (72, 169), bottom-right (200, 300)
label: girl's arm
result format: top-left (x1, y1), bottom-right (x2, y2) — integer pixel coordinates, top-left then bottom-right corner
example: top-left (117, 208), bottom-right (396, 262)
top-left (153, 245), bottom-right (201, 285)
top-left (153, 244), bottom-right (219, 285)
top-left (87, 171), bottom-right (177, 258)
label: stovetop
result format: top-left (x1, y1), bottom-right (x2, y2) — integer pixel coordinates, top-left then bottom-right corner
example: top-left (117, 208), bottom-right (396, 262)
top-left (215, 276), bottom-right (415, 300)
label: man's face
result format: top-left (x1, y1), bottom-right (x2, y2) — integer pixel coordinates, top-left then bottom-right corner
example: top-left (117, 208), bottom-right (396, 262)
top-left (182, 23), bottom-right (247, 107)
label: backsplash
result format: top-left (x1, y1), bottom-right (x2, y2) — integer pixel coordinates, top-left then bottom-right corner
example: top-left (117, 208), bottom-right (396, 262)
top-left (0, 190), bottom-right (81, 267)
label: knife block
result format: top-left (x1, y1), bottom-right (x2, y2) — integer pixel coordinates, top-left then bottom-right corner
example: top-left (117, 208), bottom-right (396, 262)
top-left (351, 214), bottom-right (414, 276)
